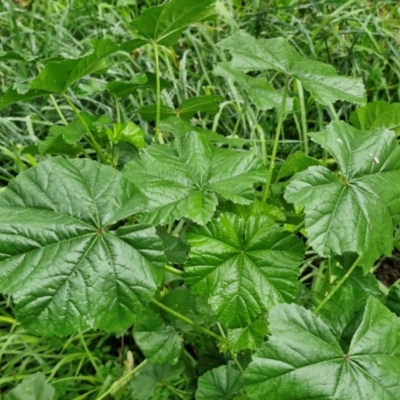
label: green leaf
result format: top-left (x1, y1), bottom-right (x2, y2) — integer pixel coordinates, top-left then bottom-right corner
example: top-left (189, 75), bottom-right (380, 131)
top-left (0, 158), bottom-right (165, 336)
top-left (160, 117), bottom-right (249, 147)
top-left (38, 130), bottom-right (81, 156)
top-left (178, 95), bottom-right (224, 119)
top-left (0, 50), bottom-right (38, 62)
top-left (133, 309), bottom-right (182, 365)
top-left (49, 112), bottom-right (96, 145)
top-left (185, 213), bottom-right (304, 328)
top-left (5, 373), bottom-right (55, 400)
top-left (245, 297), bottom-right (400, 400)
top-left (227, 319), bottom-right (268, 352)
top-left (285, 121), bottom-right (400, 268)
top-left (350, 101), bottom-right (393, 130)
top-left (221, 199), bottom-right (286, 222)
top-left (276, 151), bottom-right (320, 181)
top-left (105, 122), bottom-right (146, 149)
top-left (386, 281), bottom-right (400, 317)
top-left (130, 0), bottom-right (217, 46)
top-left (0, 39), bottom-right (146, 108)
top-left (214, 62), bottom-right (293, 112)
top-left (317, 265), bottom-right (381, 336)
top-left (123, 132), bottom-right (266, 225)
top-left (196, 365), bottom-right (244, 400)
top-left (107, 72), bottom-right (172, 98)
top-left (156, 227), bottom-right (189, 264)
top-left (129, 361), bottom-right (185, 400)
top-left (350, 101), bottom-right (400, 135)
top-left (136, 104), bottom-right (176, 121)
top-left (218, 31), bottom-right (366, 105)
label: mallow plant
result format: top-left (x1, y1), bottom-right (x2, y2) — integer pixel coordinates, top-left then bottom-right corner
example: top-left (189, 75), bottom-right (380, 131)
top-left (1, 0), bottom-right (400, 398)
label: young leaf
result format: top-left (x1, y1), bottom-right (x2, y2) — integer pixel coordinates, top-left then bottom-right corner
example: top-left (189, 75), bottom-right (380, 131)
top-left (0, 39), bottom-right (146, 108)
top-left (214, 62), bottom-right (293, 112)
top-left (350, 101), bottom-right (393, 130)
top-left (49, 112), bottom-right (96, 145)
top-left (285, 121), bottom-right (400, 268)
top-left (185, 213), bottom-right (304, 328)
top-left (133, 309), bottom-right (182, 365)
top-left (196, 365), bottom-right (244, 400)
top-left (0, 158), bottom-right (165, 336)
top-left (128, 361), bottom-right (185, 400)
top-left (276, 151), bottom-right (320, 181)
top-left (317, 265), bottom-right (381, 336)
top-left (4, 373), bottom-right (55, 400)
top-left (218, 31), bottom-right (366, 105)
top-left (245, 297), bottom-right (400, 399)
top-left (130, 0), bottom-right (217, 46)
top-left (105, 122), bottom-right (146, 149)
top-left (123, 132), bottom-right (266, 225)
top-left (227, 319), bottom-right (268, 352)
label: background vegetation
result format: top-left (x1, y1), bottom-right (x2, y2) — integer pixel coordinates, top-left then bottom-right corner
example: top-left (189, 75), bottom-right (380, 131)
top-left (1, 0), bottom-right (400, 398)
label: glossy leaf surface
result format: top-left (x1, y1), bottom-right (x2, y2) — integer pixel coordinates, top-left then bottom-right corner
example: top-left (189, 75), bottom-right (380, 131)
top-left (0, 158), bottom-right (165, 335)
top-left (185, 213), bottom-right (304, 328)
top-left (245, 297), bottom-right (400, 400)
top-left (130, 0), bottom-right (217, 46)
top-left (123, 132), bottom-right (266, 225)
top-left (218, 32), bottom-right (366, 105)
top-left (196, 365), bottom-right (244, 400)
top-left (285, 121), bottom-right (400, 267)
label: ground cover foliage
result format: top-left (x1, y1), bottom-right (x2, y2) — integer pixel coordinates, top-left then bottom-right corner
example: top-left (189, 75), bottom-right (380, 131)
top-left (1, 0), bottom-right (400, 398)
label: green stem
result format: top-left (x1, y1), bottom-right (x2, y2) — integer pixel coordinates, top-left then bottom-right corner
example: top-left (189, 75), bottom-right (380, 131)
top-left (150, 298), bottom-right (224, 341)
top-left (262, 75), bottom-right (290, 202)
top-left (327, 103), bottom-right (339, 121)
top-left (62, 94), bottom-right (108, 164)
top-left (217, 322), bottom-right (245, 374)
top-left (50, 95), bottom-right (68, 125)
top-left (296, 79), bottom-right (308, 155)
top-left (153, 40), bottom-right (164, 144)
top-left (95, 359), bottom-right (148, 400)
top-left (79, 332), bottom-right (103, 380)
top-left (314, 255), bottom-right (362, 314)
top-left (165, 265), bottom-right (184, 276)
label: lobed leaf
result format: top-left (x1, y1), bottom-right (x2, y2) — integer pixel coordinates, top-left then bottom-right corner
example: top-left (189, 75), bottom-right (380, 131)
top-left (130, 0), bottom-right (217, 46)
top-left (0, 158), bottom-right (165, 336)
top-left (196, 365), bottom-right (244, 400)
top-left (123, 132), bottom-right (266, 225)
top-left (0, 39), bottom-right (146, 108)
top-left (218, 31), bottom-right (366, 105)
top-left (5, 373), bottom-right (55, 400)
top-left (285, 121), bottom-right (400, 268)
top-left (185, 213), bottom-right (304, 328)
top-left (245, 297), bottom-right (400, 400)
